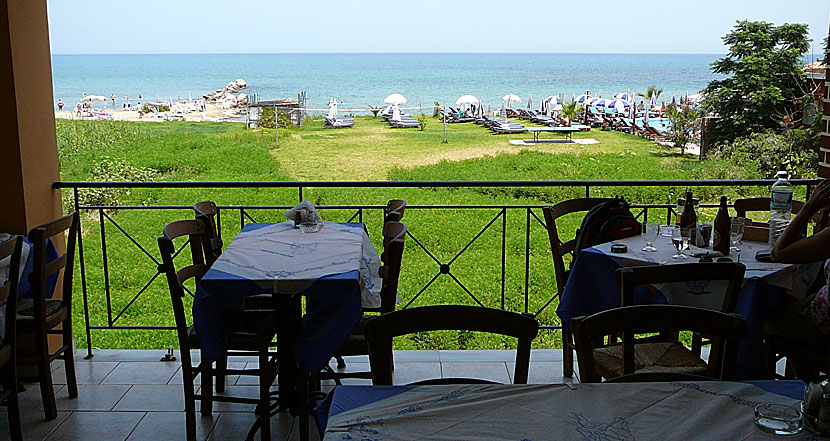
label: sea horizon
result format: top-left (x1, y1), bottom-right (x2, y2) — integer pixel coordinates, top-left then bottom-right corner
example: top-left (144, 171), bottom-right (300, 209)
top-left (52, 52), bottom-right (727, 111)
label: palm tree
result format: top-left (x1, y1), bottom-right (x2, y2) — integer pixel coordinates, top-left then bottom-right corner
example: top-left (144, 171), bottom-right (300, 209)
top-left (559, 101), bottom-right (582, 126)
top-left (636, 85), bottom-right (664, 103)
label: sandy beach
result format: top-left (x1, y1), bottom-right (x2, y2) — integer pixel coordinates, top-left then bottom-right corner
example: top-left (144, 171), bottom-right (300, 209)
top-left (55, 102), bottom-right (232, 122)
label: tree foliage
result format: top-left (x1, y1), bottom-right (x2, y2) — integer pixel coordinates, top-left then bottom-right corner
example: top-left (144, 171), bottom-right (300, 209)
top-left (665, 104), bottom-right (702, 153)
top-left (636, 85), bottom-right (663, 103)
top-left (702, 20), bottom-right (810, 144)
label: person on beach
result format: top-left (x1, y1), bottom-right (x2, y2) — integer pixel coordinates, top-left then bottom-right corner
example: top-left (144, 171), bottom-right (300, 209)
top-left (766, 179), bottom-right (830, 378)
top-left (111, 94), bottom-right (116, 106)
top-left (57, 99), bottom-right (64, 110)
top-left (75, 102), bottom-right (82, 116)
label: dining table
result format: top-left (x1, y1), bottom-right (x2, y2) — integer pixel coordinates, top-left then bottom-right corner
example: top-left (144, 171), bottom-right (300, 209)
top-left (556, 232), bottom-right (823, 380)
top-left (316, 380), bottom-right (808, 440)
top-left (193, 220), bottom-right (382, 413)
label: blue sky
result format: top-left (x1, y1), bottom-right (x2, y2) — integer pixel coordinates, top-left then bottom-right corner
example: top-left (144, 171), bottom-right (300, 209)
top-left (48, 0), bottom-right (828, 55)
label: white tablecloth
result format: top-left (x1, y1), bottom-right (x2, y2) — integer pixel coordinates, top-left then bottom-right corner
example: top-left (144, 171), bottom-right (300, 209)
top-left (324, 382), bottom-right (803, 440)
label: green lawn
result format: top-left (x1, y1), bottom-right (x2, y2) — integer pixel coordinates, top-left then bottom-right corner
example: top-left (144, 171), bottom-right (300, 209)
top-left (57, 116), bottom-right (768, 352)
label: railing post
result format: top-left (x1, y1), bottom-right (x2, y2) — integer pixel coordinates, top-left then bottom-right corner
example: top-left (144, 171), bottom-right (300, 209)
top-left (524, 208), bottom-right (531, 314)
top-left (501, 208), bottom-right (506, 311)
top-left (585, 186), bottom-right (590, 198)
top-left (100, 209), bottom-right (113, 326)
top-left (240, 208), bottom-right (245, 229)
top-left (298, 186), bottom-right (303, 202)
top-left (75, 187), bottom-right (94, 359)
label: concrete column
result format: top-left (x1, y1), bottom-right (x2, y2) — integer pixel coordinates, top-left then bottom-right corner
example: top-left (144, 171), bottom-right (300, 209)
top-left (0, 0), bottom-right (63, 234)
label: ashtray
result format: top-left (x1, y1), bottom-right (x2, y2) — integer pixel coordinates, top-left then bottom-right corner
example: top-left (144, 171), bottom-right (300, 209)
top-left (297, 221), bottom-right (323, 233)
top-left (754, 403), bottom-right (803, 436)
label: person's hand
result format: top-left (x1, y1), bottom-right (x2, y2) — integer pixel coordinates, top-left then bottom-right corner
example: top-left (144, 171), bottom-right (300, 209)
top-left (806, 179), bottom-right (830, 213)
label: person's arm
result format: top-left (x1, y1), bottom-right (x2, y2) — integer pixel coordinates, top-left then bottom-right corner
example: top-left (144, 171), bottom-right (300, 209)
top-left (771, 179), bottom-right (830, 263)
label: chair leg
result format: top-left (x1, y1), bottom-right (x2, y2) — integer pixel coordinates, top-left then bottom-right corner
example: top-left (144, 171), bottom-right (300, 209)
top-left (297, 367), bottom-right (309, 441)
top-left (4, 364), bottom-right (21, 441)
top-left (562, 327), bottom-right (574, 378)
top-left (200, 361), bottom-right (213, 416)
top-left (34, 330), bottom-right (57, 420)
top-left (335, 355), bottom-right (346, 369)
top-left (63, 322), bottom-right (78, 398)
top-left (215, 355), bottom-right (227, 393)
top-left (182, 366), bottom-right (198, 441)
top-left (258, 350), bottom-right (270, 441)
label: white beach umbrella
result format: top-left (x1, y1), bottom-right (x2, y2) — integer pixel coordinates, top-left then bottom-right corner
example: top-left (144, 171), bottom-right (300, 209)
top-left (391, 104), bottom-right (402, 122)
top-left (608, 99), bottom-right (630, 112)
top-left (575, 94), bottom-right (591, 103)
top-left (614, 92), bottom-right (630, 101)
top-left (327, 98), bottom-right (338, 118)
top-left (527, 94), bottom-right (533, 109)
top-left (592, 98), bottom-right (611, 108)
top-left (82, 95), bottom-right (106, 102)
top-left (384, 93), bottom-right (407, 105)
top-left (455, 94), bottom-right (480, 106)
top-left (502, 94), bottom-right (521, 107)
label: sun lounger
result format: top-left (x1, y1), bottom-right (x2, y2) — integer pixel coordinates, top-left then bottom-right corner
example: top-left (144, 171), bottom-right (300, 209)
top-left (324, 116), bottom-right (354, 128)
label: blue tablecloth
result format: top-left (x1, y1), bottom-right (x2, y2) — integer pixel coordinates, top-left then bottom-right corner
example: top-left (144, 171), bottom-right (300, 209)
top-left (317, 380), bottom-right (806, 437)
top-left (556, 241), bottom-right (820, 380)
top-left (193, 223), bottom-right (366, 373)
top-left (0, 237), bottom-right (59, 339)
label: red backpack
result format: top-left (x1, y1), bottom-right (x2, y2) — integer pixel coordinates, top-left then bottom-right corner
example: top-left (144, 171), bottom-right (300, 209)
top-left (573, 198), bottom-right (641, 258)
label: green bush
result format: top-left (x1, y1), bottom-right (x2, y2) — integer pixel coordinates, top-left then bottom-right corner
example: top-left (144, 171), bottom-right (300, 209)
top-left (258, 108), bottom-right (292, 129)
top-left (73, 157), bottom-right (156, 208)
top-left (709, 128), bottom-right (819, 178)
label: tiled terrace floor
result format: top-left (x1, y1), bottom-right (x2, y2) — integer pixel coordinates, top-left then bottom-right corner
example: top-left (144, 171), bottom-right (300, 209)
top-left (0, 349), bottom-right (575, 441)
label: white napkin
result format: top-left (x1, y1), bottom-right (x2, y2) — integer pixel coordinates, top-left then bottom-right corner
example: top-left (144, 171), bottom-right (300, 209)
top-left (284, 200), bottom-right (322, 224)
top-left (683, 245), bottom-right (724, 258)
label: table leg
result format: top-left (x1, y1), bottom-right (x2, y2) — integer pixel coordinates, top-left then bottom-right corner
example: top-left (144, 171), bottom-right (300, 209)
top-left (276, 294), bottom-right (302, 414)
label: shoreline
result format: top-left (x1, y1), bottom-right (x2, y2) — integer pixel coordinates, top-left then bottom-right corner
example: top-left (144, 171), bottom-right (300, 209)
top-left (55, 102), bottom-right (234, 122)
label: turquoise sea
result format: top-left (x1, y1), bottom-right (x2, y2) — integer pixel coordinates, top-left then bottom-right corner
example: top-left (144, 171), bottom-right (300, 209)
top-left (51, 53), bottom-right (723, 111)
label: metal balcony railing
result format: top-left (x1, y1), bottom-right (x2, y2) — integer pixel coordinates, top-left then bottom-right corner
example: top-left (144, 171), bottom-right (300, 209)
top-left (53, 179), bottom-right (819, 358)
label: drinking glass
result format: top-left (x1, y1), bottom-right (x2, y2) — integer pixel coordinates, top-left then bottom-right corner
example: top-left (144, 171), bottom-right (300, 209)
top-left (730, 218), bottom-right (744, 252)
top-left (641, 223), bottom-right (659, 252)
top-left (671, 226), bottom-right (690, 259)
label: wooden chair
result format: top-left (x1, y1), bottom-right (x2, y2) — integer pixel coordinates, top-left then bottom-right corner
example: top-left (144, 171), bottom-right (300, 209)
top-left (326, 219), bottom-right (407, 382)
top-left (542, 198), bottom-right (610, 377)
top-left (193, 201), bottom-right (222, 266)
top-left (573, 305), bottom-right (747, 383)
top-left (734, 197), bottom-right (828, 234)
top-left (17, 212), bottom-right (79, 420)
top-left (0, 236), bottom-right (23, 440)
top-left (365, 305), bottom-right (539, 385)
top-left (159, 219), bottom-right (278, 441)
top-left (617, 262), bottom-right (746, 356)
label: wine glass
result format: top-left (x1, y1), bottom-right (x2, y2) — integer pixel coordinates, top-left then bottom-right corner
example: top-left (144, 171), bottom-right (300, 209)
top-left (671, 226), bottom-right (689, 259)
top-left (730, 218), bottom-right (745, 252)
top-left (641, 223), bottom-right (659, 252)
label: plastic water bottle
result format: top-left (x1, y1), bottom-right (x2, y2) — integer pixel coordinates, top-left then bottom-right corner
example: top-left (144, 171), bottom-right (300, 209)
top-left (768, 170), bottom-right (793, 247)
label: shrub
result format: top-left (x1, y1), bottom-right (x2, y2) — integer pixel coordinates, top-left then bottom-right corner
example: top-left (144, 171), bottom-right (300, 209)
top-left (665, 105), bottom-right (702, 153)
top-left (258, 108), bottom-right (292, 129)
top-left (709, 128), bottom-right (819, 178)
top-left (69, 156), bottom-right (156, 209)
top-left (417, 114), bottom-right (427, 131)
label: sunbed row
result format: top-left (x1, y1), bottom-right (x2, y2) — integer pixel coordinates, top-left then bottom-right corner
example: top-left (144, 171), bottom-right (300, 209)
top-left (476, 116), bottom-right (527, 134)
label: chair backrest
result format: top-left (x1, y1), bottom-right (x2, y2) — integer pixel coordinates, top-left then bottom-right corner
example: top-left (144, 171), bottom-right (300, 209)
top-left (542, 198), bottom-right (611, 294)
top-left (617, 262), bottom-right (746, 313)
top-left (158, 219), bottom-right (208, 352)
top-left (572, 305), bottom-right (747, 382)
top-left (28, 212), bottom-right (79, 324)
top-left (365, 305), bottom-right (539, 385)
top-left (735, 197), bottom-right (830, 234)
top-left (193, 201), bottom-right (222, 266)
top-left (385, 199), bottom-right (406, 222)
top-left (0, 236), bottom-right (23, 352)
top-left (364, 221), bottom-right (407, 314)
